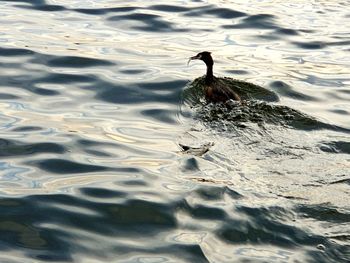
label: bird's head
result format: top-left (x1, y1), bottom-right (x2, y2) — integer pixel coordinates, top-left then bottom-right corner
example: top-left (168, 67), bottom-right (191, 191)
top-left (188, 51), bottom-right (213, 66)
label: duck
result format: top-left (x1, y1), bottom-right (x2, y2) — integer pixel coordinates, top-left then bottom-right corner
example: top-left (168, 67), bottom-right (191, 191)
top-left (189, 51), bottom-right (241, 103)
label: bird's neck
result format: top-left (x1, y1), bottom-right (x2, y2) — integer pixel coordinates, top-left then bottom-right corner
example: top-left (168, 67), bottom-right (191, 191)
top-left (205, 64), bottom-right (214, 85)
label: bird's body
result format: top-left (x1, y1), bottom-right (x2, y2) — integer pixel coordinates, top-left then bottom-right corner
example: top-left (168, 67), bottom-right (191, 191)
top-left (204, 77), bottom-right (241, 103)
top-left (189, 51), bottom-right (241, 103)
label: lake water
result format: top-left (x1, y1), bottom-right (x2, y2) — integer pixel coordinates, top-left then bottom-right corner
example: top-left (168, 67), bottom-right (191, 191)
top-left (0, 0), bottom-right (349, 262)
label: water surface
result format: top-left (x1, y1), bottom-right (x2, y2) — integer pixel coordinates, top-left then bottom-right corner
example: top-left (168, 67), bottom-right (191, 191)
top-left (0, 0), bottom-right (349, 262)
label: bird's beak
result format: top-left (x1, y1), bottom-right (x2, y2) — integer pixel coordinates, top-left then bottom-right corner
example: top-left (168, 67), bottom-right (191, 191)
top-left (187, 54), bottom-right (201, 65)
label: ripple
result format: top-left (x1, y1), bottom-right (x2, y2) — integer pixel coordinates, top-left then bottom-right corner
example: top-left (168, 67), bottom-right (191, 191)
top-left (108, 12), bottom-right (188, 32)
top-left (216, 205), bottom-right (330, 251)
top-left (74, 7), bottom-right (136, 15)
top-left (0, 47), bottom-right (34, 56)
top-left (195, 185), bottom-right (242, 200)
top-left (80, 187), bottom-right (128, 199)
top-left (269, 80), bottom-right (316, 101)
top-left (0, 93), bottom-right (20, 100)
top-left (187, 204), bottom-right (227, 220)
top-left (35, 72), bottom-right (95, 84)
top-left (119, 179), bottom-right (148, 186)
top-left (27, 159), bottom-right (114, 174)
top-left (95, 79), bottom-right (186, 105)
top-left (297, 204), bottom-right (350, 224)
top-left (32, 87), bottom-right (60, 96)
top-left (274, 28), bottom-right (299, 36)
top-left (222, 14), bottom-right (278, 29)
top-left (319, 141), bottom-right (350, 154)
top-left (47, 56), bottom-right (114, 68)
top-left (141, 109), bottom-right (178, 124)
top-left (184, 6), bottom-right (247, 19)
top-left (14, 4), bottom-right (66, 12)
top-left (0, 194), bottom-right (180, 260)
top-left (119, 69), bottom-right (147, 74)
top-left (224, 69), bottom-right (250, 75)
top-left (292, 41), bottom-right (327, 50)
top-left (148, 4), bottom-right (191, 13)
top-left (303, 74), bottom-right (347, 87)
top-left (11, 126), bottom-right (42, 132)
top-left (0, 139), bottom-right (65, 157)
top-left (1, 0), bottom-right (46, 5)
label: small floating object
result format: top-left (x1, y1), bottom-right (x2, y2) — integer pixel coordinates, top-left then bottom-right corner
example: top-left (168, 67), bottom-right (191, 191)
top-left (179, 142), bottom-right (214, 156)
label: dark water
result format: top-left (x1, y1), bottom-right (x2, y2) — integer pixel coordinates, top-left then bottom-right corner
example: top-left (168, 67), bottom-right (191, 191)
top-left (0, 0), bottom-right (349, 262)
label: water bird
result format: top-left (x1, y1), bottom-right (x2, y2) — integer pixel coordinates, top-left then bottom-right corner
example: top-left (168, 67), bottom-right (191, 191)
top-left (188, 51), bottom-right (241, 103)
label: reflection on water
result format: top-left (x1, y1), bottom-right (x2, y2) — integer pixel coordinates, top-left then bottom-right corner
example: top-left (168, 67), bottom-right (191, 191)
top-left (0, 0), bottom-right (349, 262)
